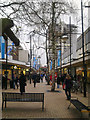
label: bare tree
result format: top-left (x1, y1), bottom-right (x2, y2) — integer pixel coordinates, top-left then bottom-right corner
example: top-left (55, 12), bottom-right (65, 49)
top-left (0, 0), bottom-right (78, 91)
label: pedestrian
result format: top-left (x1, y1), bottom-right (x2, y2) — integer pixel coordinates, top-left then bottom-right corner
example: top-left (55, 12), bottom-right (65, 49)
top-left (40, 74), bottom-right (43, 83)
top-left (45, 74), bottom-right (48, 82)
top-left (64, 74), bottom-right (73, 100)
top-left (2, 74), bottom-right (6, 89)
top-left (62, 74), bottom-right (66, 89)
top-left (57, 75), bottom-right (60, 88)
top-left (32, 72), bottom-right (37, 87)
top-left (14, 73), bottom-right (19, 89)
top-left (49, 74), bottom-right (52, 85)
top-left (37, 73), bottom-right (40, 83)
top-left (46, 74), bottom-right (50, 85)
top-left (13, 73), bottom-right (16, 89)
top-left (19, 71), bottom-right (26, 95)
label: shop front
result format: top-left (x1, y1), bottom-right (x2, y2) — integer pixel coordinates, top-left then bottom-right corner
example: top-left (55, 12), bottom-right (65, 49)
top-left (76, 64), bottom-right (90, 83)
top-left (87, 66), bottom-right (90, 83)
top-left (1, 59), bottom-right (30, 89)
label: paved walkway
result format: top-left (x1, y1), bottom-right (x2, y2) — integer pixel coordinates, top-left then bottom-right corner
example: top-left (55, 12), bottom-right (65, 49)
top-left (2, 78), bottom-right (89, 119)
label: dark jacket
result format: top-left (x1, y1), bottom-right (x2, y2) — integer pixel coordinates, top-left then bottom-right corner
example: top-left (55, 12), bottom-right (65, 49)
top-left (65, 78), bottom-right (73, 89)
top-left (62, 74), bottom-right (66, 82)
top-left (2, 76), bottom-right (6, 89)
top-left (57, 76), bottom-right (60, 84)
top-left (32, 73), bottom-right (37, 83)
top-left (19, 74), bottom-right (26, 93)
top-left (14, 76), bottom-right (18, 84)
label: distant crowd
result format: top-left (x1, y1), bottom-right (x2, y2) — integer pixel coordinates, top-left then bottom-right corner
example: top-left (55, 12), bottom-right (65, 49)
top-left (2, 71), bottom-right (45, 95)
top-left (2, 71), bottom-right (83, 99)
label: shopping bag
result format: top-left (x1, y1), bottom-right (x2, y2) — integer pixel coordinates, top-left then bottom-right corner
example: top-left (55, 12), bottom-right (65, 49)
top-left (57, 84), bottom-right (59, 88)
top-left (63, 84), bottom-right (66, 90)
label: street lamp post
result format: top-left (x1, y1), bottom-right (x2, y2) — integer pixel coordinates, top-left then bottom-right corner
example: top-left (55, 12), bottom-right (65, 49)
top-left (26, 35), bottom-right (32, 84)
top-left (69, 16), bottom-right (72, 75)
top-left (26, 30), bottom-right (35, 84)
top-left (38, 56), bottom-right (41, 75)
top-left (5, 38), bottom-right (8, 89)
top-left (29, 35), bottom-right (32, 84)
top-left (81, 0), bottom-right (87, 97)
top-left (59, 37), bottom-right (62, 76)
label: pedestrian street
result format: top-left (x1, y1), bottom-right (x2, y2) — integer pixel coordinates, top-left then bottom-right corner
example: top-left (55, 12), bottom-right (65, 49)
top-left (2, 78), bottom-right (89, 119)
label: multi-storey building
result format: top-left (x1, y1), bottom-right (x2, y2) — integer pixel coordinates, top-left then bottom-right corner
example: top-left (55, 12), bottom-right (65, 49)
top-left (48, 19), bottom-right (90, 83)
top-left (48, 22), bottom-right (77, 75)
top-left (62, 26), bottom-right (90, 83)
top-left (0, 36), bottom-right (31, 82)
top-left (48, 23), bottom-right (68, 73)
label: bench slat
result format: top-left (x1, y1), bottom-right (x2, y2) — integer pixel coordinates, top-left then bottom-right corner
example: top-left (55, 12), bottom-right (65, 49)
top-left (70, 100), bottom-right (88, 111)
top-left (2, 92), bottom-right (44, 110)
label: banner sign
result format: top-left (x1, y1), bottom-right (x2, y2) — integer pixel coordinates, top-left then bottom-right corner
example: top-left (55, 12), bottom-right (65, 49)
top-left (7, 43), bottom-right (17, 56)
top-left (0, 36), bottom-right (5, 59)
top-left (33, 57), bottom-right (38, 69)
top-left (50, 60), bottom-right (52, 70)
top-left (58, 50), bottom-right (61, 66)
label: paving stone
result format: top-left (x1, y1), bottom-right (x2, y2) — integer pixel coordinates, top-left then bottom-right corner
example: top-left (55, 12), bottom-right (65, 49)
top-left (2, 79), bottom-right (89, 119)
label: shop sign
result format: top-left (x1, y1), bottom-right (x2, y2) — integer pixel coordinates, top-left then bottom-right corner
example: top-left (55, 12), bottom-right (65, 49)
top-left (0, 36), bottom-right (5, 59)
top-left (87, 68), bottom-right (90, 70)
top-left (57, 50), bottom-right (61, 66)
top-left (76, 67), bottom-right (83, 71)
top-left (50, 60), bottom-right (52, 70)
top-left (33, 57), bottom-right (38, 69)
top-left (14, 66), bottom-right (17, 69)
top-left (26, 69), bottom-right (29, 71)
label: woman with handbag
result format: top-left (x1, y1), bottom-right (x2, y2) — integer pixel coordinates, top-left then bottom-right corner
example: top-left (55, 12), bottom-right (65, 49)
top-left (64, 74), bottom-right (73, 100)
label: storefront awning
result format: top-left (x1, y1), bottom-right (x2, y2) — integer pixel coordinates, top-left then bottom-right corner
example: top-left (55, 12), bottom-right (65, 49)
top-left (0, 59), bottom-right (36, 71)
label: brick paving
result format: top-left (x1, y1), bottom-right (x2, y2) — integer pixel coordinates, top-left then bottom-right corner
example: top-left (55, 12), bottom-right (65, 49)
top-left (2, 78), bottom-right (89, 119)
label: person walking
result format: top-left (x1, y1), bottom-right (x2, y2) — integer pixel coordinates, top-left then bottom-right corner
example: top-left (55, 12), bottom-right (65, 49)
top-left (40, 74), bottom-right (43, 83)
top-left (57, 75), bottom-right (60, 88)
top-left (45, 74), bottom-right (48, 82)
top-left (14, 73), bottom-right (18, 89)
top-left (62, 74), bottom-right (66, 89)
top-left (37, 73), bottom-right (40, 83)
top-left (49, 74), bottom-right (52, 86)
top-left (19, 71), bottom-right (26, 95)
top-left (13, 73), bottom-right (16, 89)
top-left (32, 72), bottom-right (37, 87)
top-left (65, 74), bottom-right (73, 100)
top-left (2, 74), bottom-right (6, 89)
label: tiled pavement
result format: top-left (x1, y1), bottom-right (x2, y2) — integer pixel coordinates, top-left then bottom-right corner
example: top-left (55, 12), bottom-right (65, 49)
top-left (2, 78), bottom-right (89, 119)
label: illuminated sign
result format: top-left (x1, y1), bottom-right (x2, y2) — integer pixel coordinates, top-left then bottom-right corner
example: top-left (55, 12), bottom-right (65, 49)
top-left (50, 60), bottom-right (52, 70)
top-left (58, 50), bottom-right (61, 66)
top-left (0, 36), bottom-right (5, 59)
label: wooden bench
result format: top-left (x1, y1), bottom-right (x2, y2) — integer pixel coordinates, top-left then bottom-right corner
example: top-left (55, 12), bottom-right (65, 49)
top-left (2, 92), bottom-right (44, 111)
top-left (68, 97), bottom-right (90, 117)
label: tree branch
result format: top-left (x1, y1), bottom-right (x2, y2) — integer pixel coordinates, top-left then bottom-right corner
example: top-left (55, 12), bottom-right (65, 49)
top-left (0, 2), bottom-right (25, 8)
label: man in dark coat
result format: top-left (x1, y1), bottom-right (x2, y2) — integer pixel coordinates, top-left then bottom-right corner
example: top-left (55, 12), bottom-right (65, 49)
top-left (57, 75), bottom-right (61, 88)
top-left (62, 74), bottom-right (66, 87)
top-left (37, 74), bottom-right (40, 83)
top-left (2, 75), bottom-right (6, 89)
top-left (14, 73), bottom-right (18, 89)
top-left (19, 71), bottom-right (26, 95)
top-left (40, 74), bottom-right (43, 83)
top-left (32, 72), bottom-right (37, 87)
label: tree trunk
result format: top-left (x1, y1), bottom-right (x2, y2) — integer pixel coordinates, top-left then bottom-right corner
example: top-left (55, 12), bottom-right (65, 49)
top-left (51, 2), bottom-right (55, 91)
top-left (46, 31), bottom-right (50, 84)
